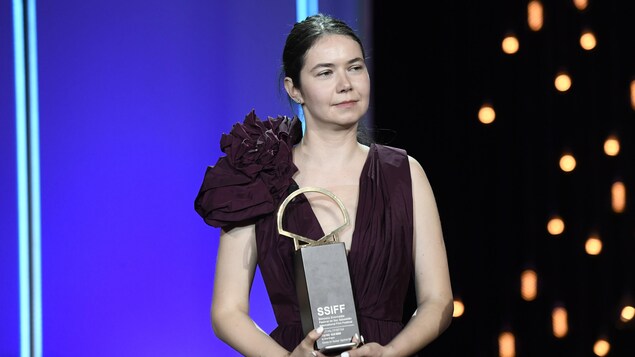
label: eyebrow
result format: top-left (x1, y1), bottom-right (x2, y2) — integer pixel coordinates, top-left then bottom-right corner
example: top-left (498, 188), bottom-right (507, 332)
top-left (308, 57), bottom-right (364, 72)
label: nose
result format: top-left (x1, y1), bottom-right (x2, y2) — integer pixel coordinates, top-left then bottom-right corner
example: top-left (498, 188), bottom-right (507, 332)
top-left (337, 73), bottom-right (352, 93)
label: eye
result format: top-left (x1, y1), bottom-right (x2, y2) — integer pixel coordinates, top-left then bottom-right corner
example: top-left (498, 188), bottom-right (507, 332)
top-left (317, 70), bottom-right (333, 77)
top-left (349, 64), bottom-right (364, 72)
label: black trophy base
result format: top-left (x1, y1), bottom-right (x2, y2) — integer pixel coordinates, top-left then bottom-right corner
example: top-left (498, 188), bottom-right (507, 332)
top-left (294, 242), bottom-right (360, 353)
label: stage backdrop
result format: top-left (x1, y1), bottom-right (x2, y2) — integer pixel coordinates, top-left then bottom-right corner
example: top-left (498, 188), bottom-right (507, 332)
top-left (1, 0), bottom-right (20, 353)
top-left (1, 1), bottom-right (366, 356)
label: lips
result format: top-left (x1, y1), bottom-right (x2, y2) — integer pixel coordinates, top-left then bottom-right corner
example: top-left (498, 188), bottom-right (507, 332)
top-left (335, 100), bottom-right (358, 106)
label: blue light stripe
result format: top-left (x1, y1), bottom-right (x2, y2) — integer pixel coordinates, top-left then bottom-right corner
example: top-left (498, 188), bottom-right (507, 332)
top-left (296, 0), bottom-right (318, 22)
top-left (295, 0), bottom-right (318, 132)
top-left (13, 0), bottom-right (42, 356)
top-left (27, 0), bottom-right (43, 355)
top-left (12, 1), bottom-right (30, 355)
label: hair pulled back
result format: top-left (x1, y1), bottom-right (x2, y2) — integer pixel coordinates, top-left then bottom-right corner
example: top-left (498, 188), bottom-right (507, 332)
top-left (281, 13), bottom-right (365, 93)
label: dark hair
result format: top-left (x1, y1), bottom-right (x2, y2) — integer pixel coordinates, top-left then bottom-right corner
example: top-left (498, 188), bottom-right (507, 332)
top-left (280, 13), bottom-right (365, 102)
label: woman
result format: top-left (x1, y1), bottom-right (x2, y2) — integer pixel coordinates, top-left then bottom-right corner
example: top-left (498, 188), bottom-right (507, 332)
top-left (195, 13), bottom-right (453, 357)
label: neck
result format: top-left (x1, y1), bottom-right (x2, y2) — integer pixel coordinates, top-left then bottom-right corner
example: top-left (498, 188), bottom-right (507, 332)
top-left (295, 130), bottom-right (363, 163)
top-left (292, 138), bottom-right (369, 188)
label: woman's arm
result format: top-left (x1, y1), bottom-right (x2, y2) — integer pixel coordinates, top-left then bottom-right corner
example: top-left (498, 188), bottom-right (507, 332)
top-left (347, 156), bottom-right (454, 357)
top-left (389, 157), bottom-right (454, 353)
top-left (211, 224), bottom-right (289, 356)
top-left (212, 225), bottom-right (326, 357)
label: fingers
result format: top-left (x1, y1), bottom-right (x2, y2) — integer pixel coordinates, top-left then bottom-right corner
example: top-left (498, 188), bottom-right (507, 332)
top-left (344, 341), bottom-right (382, 357)
top-left (309, 325), bottom-right (324, 341)
top-left (351, 333), bottom-right (365, 347)
top-left (351, 333), bottom-right (360, 345)
top-left (300, 329), bottom-right (367, 357)
top-left (290, 326), bottom-right (324, 357)
top-left (304, 326), bottom-right (323, 355)
top-left (347, 333), bottom-right (365, 350)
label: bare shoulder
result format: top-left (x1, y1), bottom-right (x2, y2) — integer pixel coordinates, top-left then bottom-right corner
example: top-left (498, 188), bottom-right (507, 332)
top-left (406, 155), bottom-right (438, 203)
top-left (406, 155), bottom-right (429, 182)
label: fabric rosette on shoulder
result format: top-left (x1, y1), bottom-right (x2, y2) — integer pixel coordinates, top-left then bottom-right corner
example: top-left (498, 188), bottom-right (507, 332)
top-left (195, 110), bottom-right (303, 229)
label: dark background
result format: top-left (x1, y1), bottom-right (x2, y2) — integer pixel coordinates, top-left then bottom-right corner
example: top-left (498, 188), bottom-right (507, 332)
top-left (372, 1), bottom-right (635, 356)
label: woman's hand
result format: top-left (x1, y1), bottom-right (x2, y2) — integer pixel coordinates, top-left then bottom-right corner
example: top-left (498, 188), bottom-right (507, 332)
top-left (289, 329), bottom-right (392, 357)
top-left (289, 326), bottom-right (324, 357)
top-left (340, 341), bottom-right (395, 357)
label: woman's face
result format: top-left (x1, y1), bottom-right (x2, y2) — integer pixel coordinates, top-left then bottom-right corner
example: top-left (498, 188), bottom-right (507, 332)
top-left (295, 34), bottom-right (370, 129)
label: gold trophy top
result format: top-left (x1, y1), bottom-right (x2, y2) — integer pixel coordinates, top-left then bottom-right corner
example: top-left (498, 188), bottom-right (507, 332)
top-left (277, 186), bottom-right (350, 251)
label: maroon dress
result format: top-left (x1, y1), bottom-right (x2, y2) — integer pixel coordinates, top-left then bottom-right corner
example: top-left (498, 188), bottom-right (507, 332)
top-left (195, 111), bottom-right (415, 355)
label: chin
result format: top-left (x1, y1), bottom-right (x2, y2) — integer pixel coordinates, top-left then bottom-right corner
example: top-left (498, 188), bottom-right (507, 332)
top-left (337, 113), bottom-right (364, 125)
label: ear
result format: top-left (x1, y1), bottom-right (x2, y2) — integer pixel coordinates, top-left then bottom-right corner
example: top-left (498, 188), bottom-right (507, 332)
top-left (284, 77), bottom-right (303, 104)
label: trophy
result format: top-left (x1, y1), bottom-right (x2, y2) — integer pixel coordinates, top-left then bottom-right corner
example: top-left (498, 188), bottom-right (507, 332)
top-left (277, 187), bottom-right (360, 355)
